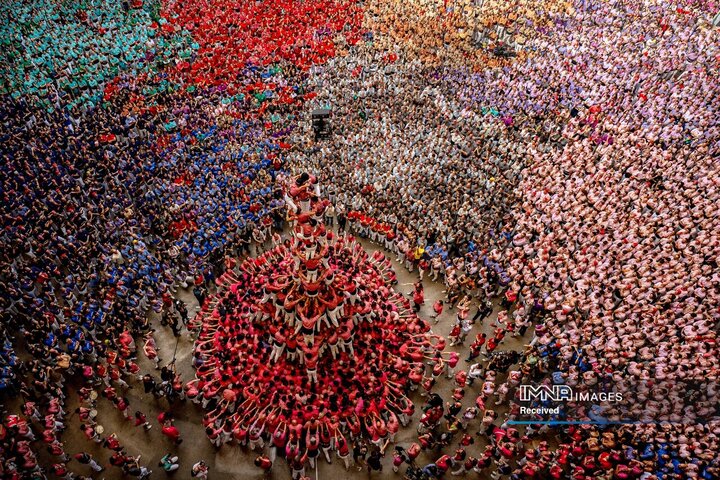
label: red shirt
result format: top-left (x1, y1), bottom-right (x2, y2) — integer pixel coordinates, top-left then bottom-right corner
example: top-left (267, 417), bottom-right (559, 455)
top-left (162, 425), bottom-right (180, 441)
top-left (257, 457), bottom-right (272, 470)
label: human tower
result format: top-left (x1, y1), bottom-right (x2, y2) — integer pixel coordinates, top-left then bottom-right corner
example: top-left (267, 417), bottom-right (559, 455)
top-left (190, 173), bottom-right (446, 447)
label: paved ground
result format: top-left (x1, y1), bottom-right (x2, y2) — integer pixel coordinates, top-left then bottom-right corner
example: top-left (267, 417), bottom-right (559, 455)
top-left (58, 228), bottom-right (528, 479)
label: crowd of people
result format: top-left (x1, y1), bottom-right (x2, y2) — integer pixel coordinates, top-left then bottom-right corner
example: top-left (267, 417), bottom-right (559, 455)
top-left (189, 174), bottom-right (448, 477)
top-left (0, 0), bottom-right (311, 476)
top-left (291, 0), bottom-right (720, 477)
top-left (1, 0), bottom-right (719, 478)
top-left (0, 0), bottom-right (194, 112)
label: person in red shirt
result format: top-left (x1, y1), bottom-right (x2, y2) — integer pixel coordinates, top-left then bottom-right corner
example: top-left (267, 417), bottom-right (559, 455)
top-left (335, 430), bottom-right (352, 470)
top-left (304, 343), bottom-right (319, 384)
top-left (113, 396), bottom-right (131, 420)
top-left (411, 282), bottom-right (424, 311)
top-left (431, 299), bottom-right (443, 322)
top-left (448, 324), bottom-right (462, 346)
top-left (436, 454), bottom-right (452, 473)
top-left (386, 411), bottom-right (400, 443)
top-left (47, 440), bottom-right (69, 462)
top-left (319, 421), bottom-right (333, 464)
top-left (254, 455), bottom-right (272, 471)
top-left (103, 433), bottom-right (122, 451)
top-left (485, 337), bottom-right (499, 355)
top-left (466, 333), bottom-right (487, 362)
top-left (52, 463), bottom-right (72, 478)
top-left (134, 411), bottom-right (151, 431)
top-left (270, 422), bottom-right (287, 462)
top-left (161, 422), bottom-right (182, 445)
top-left (290, 451), bottom-right (307, 479)
top-left (109, 451), bottom-right (130, 467)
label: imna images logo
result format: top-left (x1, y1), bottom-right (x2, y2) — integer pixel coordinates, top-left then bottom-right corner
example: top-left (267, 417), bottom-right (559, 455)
top-left (519, 384), bottom-right (623, 403)
top-left (519, 385), bottom-right (573, 402)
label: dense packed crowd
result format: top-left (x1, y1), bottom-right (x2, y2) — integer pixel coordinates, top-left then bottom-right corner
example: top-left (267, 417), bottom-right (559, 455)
top-left (0, 0), bottom-right (194, 111)
top-left (1, 0), bottom-right (719, 478)
top-left (189, 175), bottom-right (443, 477)
top-left (0, 0), bottom-right (313, 476)
top-left (0, 84), bottom-right (285, 476)
top-left (292, 0), bottom-right (720, 477)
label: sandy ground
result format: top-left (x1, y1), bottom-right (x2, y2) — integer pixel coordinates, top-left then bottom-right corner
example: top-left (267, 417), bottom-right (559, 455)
top-left (56, 229), bottom-right (528, 480)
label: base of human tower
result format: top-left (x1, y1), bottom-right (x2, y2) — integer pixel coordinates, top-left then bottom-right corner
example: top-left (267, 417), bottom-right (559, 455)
top-left (188, 173), bottom-right (451, 451)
